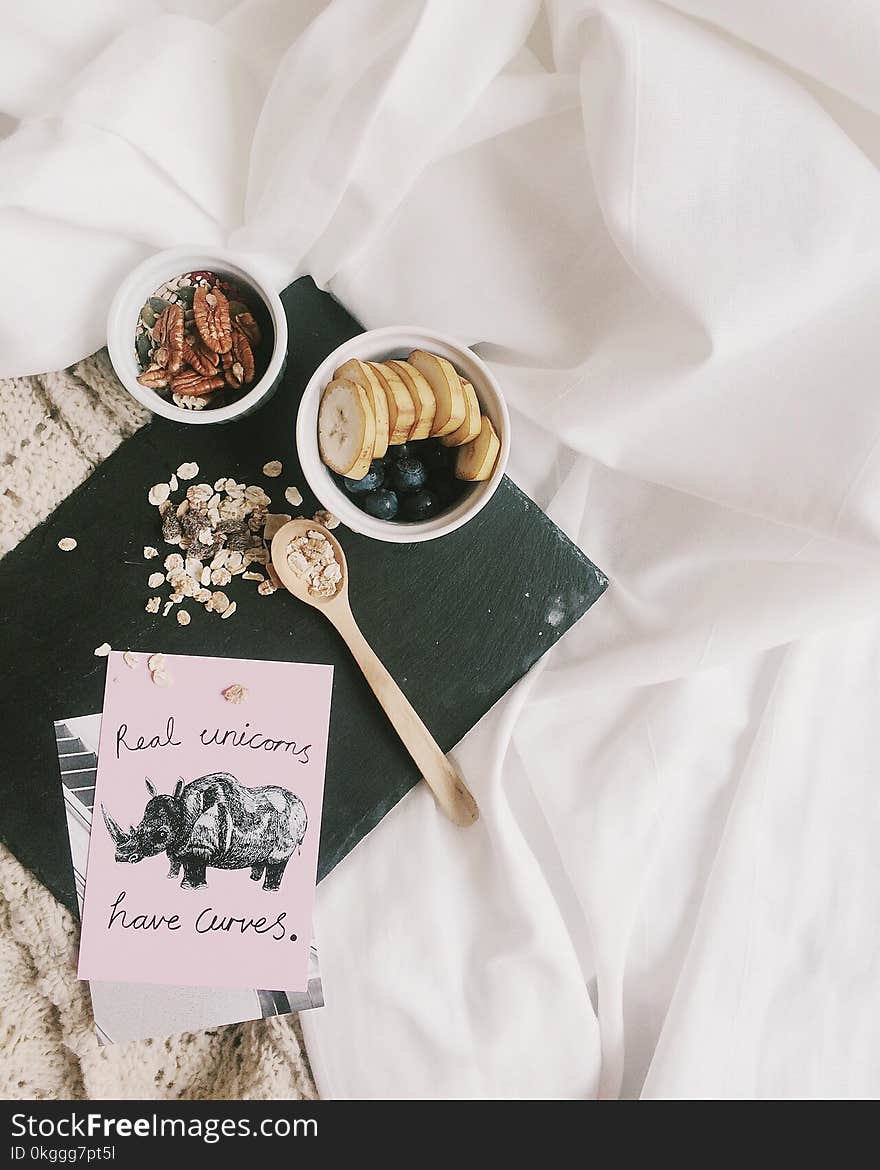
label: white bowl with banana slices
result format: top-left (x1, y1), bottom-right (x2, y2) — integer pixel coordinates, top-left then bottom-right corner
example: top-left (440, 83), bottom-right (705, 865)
top-left (296, 327), bottom-right (510, 543)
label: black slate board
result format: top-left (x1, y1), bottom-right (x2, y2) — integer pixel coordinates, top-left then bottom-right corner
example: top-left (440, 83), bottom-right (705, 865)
top-left (0, 278), bottom-right (607, 917)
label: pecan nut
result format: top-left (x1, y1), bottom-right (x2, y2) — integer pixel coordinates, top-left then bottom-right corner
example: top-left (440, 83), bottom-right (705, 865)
top-left (193, 285), bottom-right (233, 354)
top-left (136, 364), bottom-right (169, 389)
top-left (221, 353), bottom-right (245, 390)
top-left (233, 310), bottom-right (261, 348)
top-left (170, 370), bottom-right (226, 397)
top-left (182, 340), bottom-right (219, 377)
top-left (151, 304), bottom-right (184, 374)
top-left (220, 350), bottom-right (237, 389)
top-left (231, 323), bottom-right (255, 383)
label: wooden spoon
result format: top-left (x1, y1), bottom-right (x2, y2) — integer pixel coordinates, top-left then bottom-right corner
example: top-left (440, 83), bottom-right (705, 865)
top-left (270, 519), bottom-right (479, 827)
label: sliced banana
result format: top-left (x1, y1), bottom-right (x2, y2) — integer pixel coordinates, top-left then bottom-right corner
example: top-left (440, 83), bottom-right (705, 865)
top-left (388, 360), bottom-right (436, 440)
top-left (318, 378), bottom-right (376, 479)
top-left (369, 361), bottom-right (415, 444)
top-left (334, 358), bottom-right (390, 459)
top-left (455, 414), bottom-right (500, 482)
top-left (440, 378), bottom-right (481, 447)
top-left (407, 350), bottom-right (467, 437)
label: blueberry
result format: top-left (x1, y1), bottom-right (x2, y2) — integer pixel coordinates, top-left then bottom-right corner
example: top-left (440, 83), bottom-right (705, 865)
top-left (343, 464), bottom-right (383, 493)
top-left (400, 489), bottom-right (440, 521)
top-left (429, 468), bottom-right (460, 504)
top-left (421, 441), bottom-right (452, 471)
top-left (362, 488), bottom-right (399, 520)
top-left (393, 458), bottom-right (428, 494)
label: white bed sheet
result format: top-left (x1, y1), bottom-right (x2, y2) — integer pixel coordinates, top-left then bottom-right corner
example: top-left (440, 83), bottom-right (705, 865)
top-left (1, 0), bottom-right (879, 1098)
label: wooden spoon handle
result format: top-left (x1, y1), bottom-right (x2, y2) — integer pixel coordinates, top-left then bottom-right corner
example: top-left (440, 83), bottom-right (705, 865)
top-left (330, 609), bottom-right (479, 827)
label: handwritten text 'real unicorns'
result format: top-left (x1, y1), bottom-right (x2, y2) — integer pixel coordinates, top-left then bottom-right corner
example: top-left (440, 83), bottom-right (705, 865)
top-left (115, 716), bottom-right (311, 764)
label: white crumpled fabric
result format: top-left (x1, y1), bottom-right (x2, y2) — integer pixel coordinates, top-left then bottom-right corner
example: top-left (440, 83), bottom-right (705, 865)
top-left (2, 0), bottom-right (880, 1098)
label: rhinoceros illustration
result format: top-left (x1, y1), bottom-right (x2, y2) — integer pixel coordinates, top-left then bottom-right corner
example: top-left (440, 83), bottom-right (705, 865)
top-left (101, 772), bottom-right (308, 892)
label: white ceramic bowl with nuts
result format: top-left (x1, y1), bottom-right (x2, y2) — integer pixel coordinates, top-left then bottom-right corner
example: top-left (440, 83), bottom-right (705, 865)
top-left (296, 327), bottom-right (510, 543)
top-left (107, 246), bottom-right (288, 425)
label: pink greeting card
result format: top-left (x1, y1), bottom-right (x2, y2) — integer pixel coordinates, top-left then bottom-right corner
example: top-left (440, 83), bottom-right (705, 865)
top-left (77, 651), bottom-right (333, 991)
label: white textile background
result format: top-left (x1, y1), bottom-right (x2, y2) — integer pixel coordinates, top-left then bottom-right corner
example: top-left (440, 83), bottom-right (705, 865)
top-left (2, 0), bottom-right (879, 1098)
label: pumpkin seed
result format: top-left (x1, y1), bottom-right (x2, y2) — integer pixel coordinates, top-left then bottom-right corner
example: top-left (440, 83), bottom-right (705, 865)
top-left (135, 332), bottom-right (153, 366)
top-left (175, 284), bottom-right (196, 307)
top-left (150, 296), bottom-right (170, 315)
top-left (140, 303), bottom-right (157, 328)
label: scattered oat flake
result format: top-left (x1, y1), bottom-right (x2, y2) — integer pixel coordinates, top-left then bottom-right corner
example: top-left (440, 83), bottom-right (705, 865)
top-left (145, 597), bottom-right (161, 614)
top-left (263, 460), bottom-right (283, 478)
top-left (284, 486), bottom-right (303, 507)
top-left (220, 601), bottom-right (237, 620)
top-left (148, 483), bottom-right (170, 506)
top-left (148, 653), bottom-right (166, 672)
top-left (93, 642), bottom-right (111, 657)
top-left (162, 601), bottom-right (173, 617)
top-left (123, 651), bottom-right (139, 669)
top-left (151, 669), bottom-right (171, 687)
top-left (211, 591), bottom-right (230, 613)
top-left (144, 546), bottom-right (158, 559)
top-left (169, 473), bottom-right (179, 492)
top-left (223, 684), bottom-right (248, 704)
top-left (177, 462), bottom-right (199, 480)
top-left (147, 572), bottom-right (165, 588)
top-left (177, 610), bottom-right (191, 626)
top-left (165, 553), bottom-right (184, 573)
top-left (245, 485), bottom-right (271, 507)
top-left (57, 537), bottom-right (77, 552)
top-left (243, 571), bottom-right (264, 581)
top-left (187, 484), bottom-right (212, 505)
top-left (257, 580), bottom-right (277, 596)
top-left (313, 509), bottom-right (340, 530)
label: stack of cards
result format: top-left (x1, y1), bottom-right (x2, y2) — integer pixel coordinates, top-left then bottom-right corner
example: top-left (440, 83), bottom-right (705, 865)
top-left (57, 651), bottom-right (333, 1044)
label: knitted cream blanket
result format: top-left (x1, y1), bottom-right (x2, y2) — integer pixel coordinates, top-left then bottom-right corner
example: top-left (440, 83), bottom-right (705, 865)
top-left (0, 353), bottom-right (316, 1100)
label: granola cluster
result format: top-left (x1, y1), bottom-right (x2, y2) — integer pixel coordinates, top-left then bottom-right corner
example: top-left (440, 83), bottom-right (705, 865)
top-left (145, 460), bottom-right (288, 621)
